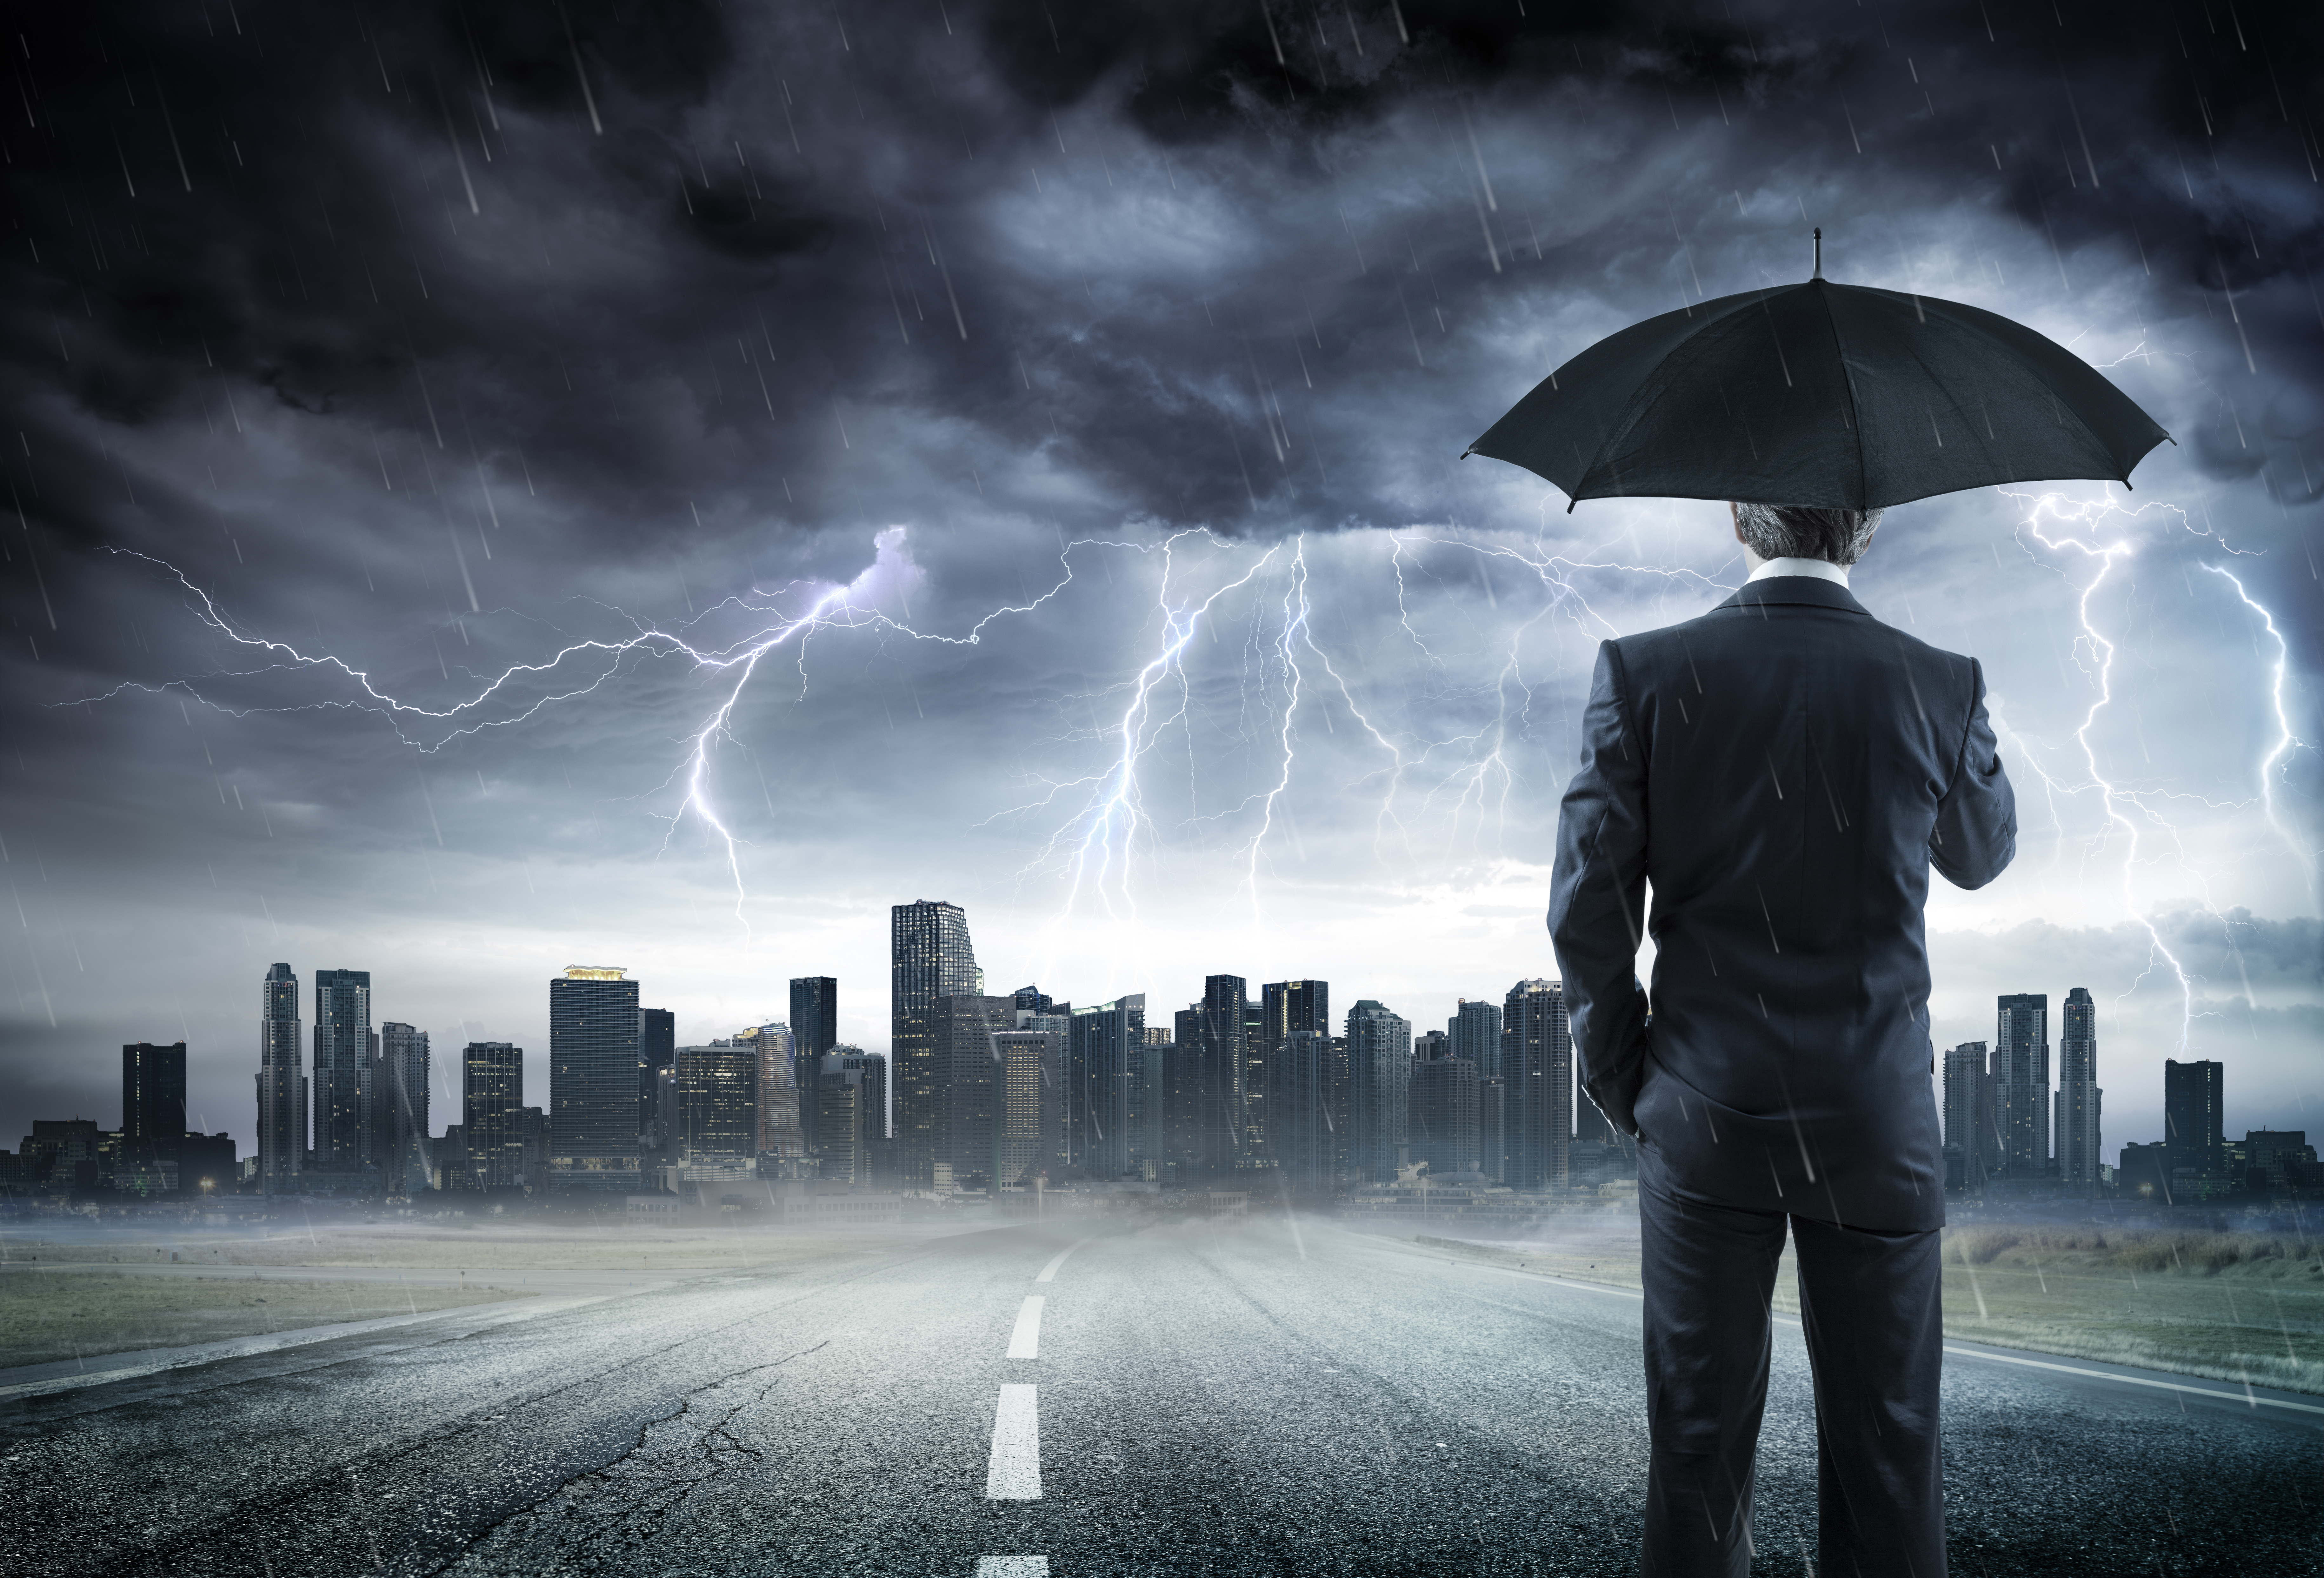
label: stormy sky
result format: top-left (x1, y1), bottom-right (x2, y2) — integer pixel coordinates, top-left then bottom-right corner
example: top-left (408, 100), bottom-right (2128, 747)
top-left (1, 0), bottom-right (2318, 1161)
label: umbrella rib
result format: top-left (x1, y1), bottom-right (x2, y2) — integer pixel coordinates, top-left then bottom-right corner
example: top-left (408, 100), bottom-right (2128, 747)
top-left (1812, 282), bottom-right (1869, 509)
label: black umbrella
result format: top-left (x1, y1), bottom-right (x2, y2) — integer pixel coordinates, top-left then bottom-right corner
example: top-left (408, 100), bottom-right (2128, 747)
top-left (1465, 231), bottom-right (2171, 511)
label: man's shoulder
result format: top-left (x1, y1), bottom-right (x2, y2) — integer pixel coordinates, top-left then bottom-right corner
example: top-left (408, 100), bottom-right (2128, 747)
top-left (1609, 597), bottom-right (1980, 685)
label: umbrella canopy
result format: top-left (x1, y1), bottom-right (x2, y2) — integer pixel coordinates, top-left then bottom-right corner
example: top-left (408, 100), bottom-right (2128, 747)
top-left (1466, 243), bottom-right (2171, 511)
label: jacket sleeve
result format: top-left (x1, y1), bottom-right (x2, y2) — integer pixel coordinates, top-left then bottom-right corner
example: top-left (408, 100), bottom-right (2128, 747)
top-left (1547, 641), bottom-right (1651, 1139)
top-left (1930, 657), bottom-right (2017, 891)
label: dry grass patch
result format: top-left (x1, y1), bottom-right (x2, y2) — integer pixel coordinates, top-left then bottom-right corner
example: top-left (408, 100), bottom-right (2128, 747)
top-left (0, 1270), bottom-right (527, 1370)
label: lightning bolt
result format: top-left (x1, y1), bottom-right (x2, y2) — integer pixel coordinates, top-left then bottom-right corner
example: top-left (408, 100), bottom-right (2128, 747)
top-left (2000, 485), bottom-right (2308, 1050)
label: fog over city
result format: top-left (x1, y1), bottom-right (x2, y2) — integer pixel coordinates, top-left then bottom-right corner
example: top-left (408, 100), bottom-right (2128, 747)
top-left (0, 0), bottom-right (2317, 1158)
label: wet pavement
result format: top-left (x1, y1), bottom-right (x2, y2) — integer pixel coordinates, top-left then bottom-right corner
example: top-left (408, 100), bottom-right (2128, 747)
top-left (1, 1216), bottom-right (2317, 1576)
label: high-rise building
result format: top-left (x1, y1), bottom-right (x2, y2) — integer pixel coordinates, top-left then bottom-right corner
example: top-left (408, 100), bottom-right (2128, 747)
top-left (376, 1023), bottom-right (431, 1195)
top-left (1265, 1030), bottom-right (1335, 1191)
top-left (1451, 999), bottom-right (1502, 1079)
top-left (463, 1041), bottom-right (524, 1187)
top-left (1503, 980), bottom-right (1571, 1191)
top-left (549, 966), bottom-right (643, 1185)
top-left (1478, 1076), bottom-right (1507, 1185)
top-left (818, 1049), bottom-right (887, 1185)
top-left (741, 1022), bottom-right (802, 1156)
top-left (639, 1008), bottom-right (676, 1146)
top-left (991, 1026), bottom-right (1059, 1188)
top-left (1347, 1000), bottom-right (1412, 1183)
top-left (255, 963), bottom-right (305, 1193)
top-left (1409, 1050), bottom-right (1479, 1177)
top-left (892, 902), bottom-right (980, 1185)
top-left (1202, 976), bottom-right (1249, 1157)
top-left (2164, 1058), bottom-right (2224, 1180)
top-left (1941, 1040), bottom-right (1996, 1192)
top-left (1257, 980), bottom-right (1328, 1158)
top-left (122, 1042), bottom-right (187, 1157)
top-left (676, 1044), bottom-right (757, 1160)
top-left (936, 995), bottom-right (1016, 1189)
top-left (1069, 995), bottom-right (1145, 1177)
top-left (790, 977), bottom-right (837, 1156)
top-left (2054, 986), bottom-right (2102, 1189)
top-left (313, 969), bottom-right (373, 1170)
top-left (1994, 993), bottom-right (2050, 1178)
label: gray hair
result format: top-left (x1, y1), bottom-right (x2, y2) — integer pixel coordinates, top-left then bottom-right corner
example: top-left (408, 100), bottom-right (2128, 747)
top-left (1733, 502), bottom-right (1885, 567)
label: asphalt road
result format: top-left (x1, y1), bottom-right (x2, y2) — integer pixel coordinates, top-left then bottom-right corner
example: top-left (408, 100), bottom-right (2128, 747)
top-left (2, 1215), bottom-right (2318, 1576)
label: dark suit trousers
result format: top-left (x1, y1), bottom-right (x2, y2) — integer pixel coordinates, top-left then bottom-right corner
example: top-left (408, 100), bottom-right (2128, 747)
top-left (1639, 1180), bottom-right (1945, 1578)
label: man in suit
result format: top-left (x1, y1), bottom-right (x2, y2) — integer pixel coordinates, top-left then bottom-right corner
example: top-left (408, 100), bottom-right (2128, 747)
top-left (1548, 501), bottom-right (2016, 1577)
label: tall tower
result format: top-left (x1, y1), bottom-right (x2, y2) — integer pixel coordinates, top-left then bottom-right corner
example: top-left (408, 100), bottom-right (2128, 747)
top-left (639, 1008), bottom-right (675, 1150)
top-left (1451, 999), bottom-right (1503, 1079)
top-left (891, 901), bottom-right (979, 1185)
top-left (549, 966), bottom-right (643, 1187)
top-left (1994, 993), bottom-right (2050, 1178)
top-left (789, 976), bottom-right (838, 1158)
top-left (313, 969), bottom-right (373, 1171)
top-left (1941, 1040), bottom-right (1995, 1191)
top-left (1257, 980), bottom-right (1327, 1161)
top-left (377, 1023), bottom-right (431, 1196)
top-left (1503, 979), bottom-right (1571, 1191)
top-left (464, 1041), bottom-right (524, 1187)
top-left (2054, 987), bottom-right (2102, 1189)
top-left (2163, 1058), bottom-right (2223, 1180)
top-left (1346, 1000), bottom-right (1412, 1183)
top-left (255, 963), bottom-right (305, 1193)
top-left (122, 1042), bottom-right (188, 1159)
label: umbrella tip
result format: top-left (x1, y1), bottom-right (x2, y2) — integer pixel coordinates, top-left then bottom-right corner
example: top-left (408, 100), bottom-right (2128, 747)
top-left (1812, 227), bottom-right (1823, 281)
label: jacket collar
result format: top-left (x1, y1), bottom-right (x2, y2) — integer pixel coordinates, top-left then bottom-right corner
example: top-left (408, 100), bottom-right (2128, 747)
top-left (1715, 575), bottom-right (1871, 616)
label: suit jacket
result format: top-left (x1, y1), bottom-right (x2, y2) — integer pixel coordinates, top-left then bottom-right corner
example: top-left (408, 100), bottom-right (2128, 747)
top-left (1547, 574), bottom-right (2015, 1232)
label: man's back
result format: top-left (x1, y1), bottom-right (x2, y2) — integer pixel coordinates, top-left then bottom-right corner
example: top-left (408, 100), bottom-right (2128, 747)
top-left (1549, 574), bottom-right (2014, 1232)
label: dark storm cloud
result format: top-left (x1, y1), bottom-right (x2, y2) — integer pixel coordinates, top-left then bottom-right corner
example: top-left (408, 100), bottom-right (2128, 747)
top-left (0, 0), bottom-right (2318, 1145)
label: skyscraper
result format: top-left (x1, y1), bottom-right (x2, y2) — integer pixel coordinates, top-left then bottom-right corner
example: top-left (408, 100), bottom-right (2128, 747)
top-left (256, 963), bottom-right (305, 1193)
top-left (376, 1023), bottom-right (431, 1195)
top-left (313, 969), bottom-right (372, 1171)
top-left (743, 1022), bottom-right (802, 1155)
top-left (1995, 993), bottom-right (2050, 1178)
top-left (1258, 980), bottom-right (1328, 1160)
top-left (640, 1008), bottom-right (675, 1147)
top-left (818, 1049), bottom-right (887, 1185)
top-left (1346, 1000), bottom-right (1412, 1183)
top-left (1265, 1030), bottom-right (1335, 1191)
top-left (676, 1043), bottom-right (757, 1160)
top-left (2164, 1058), bottom-right (2224, 1180)
top-left (892, 901), bottom-right (979, 1185)
top-left (122, 1042), bottom-right (187, 1158)
top-left (790, 977), bottom-right (838, 1157)
top-left (935, 994), bottom-right (1015, 1188)
top-left (1941, 1040), bottom-right (1996, 1192)
top-left (549, 966), bottom-right (643, 1186)
top-left (1069, 995), bottom-right (1145, 1177)
top-left (1451, 999), bottom-right (1502, 1079)
top-left (2054, 986), bottom-right (2103, 1189)
top-left (463, 1041), bottom-right (524, 1187)
top-left (1409, 1047), bottom-right (1480, 1177)
top-left (991, 1026), bottom-right (1058, 1188)
top-left (1202, 975), bottom-right (1249, 1157)
top-left (1503, 979), bottom-right (1571, 1191)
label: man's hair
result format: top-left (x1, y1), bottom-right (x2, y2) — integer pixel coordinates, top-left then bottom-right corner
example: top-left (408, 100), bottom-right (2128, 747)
top-left (1732, 502), bottom-right (1885, 567)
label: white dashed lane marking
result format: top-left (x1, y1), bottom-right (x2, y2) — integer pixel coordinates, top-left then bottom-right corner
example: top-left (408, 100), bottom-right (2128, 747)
top-left (985, 1383), bottom-right (1042, 1500)
top-left (1034, 1239), bottom-right (1092, 1284)
top-left (975, 1559), bottom-right (1048, 1576)
top-left (1006, 1296), bottom-right (1045, 1360)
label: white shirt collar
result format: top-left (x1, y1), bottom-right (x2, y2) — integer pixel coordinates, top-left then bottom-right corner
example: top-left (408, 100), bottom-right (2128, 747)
top-left (1747, 556), bottom-right (1850, 587)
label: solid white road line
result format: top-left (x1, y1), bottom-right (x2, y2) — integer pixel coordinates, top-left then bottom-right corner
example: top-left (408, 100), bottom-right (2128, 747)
top-left (975, 1559), bottom-right (1049, 1577)
top-left (1035, 1238), bottom-right (1093, 1284)
top-left (985, 1383), bottom-right (1042, 1500)
top-left (1007, 1295), bottom-right (1046, 1360)
top-left (1460, 1255), bottom-right (2324, 1417)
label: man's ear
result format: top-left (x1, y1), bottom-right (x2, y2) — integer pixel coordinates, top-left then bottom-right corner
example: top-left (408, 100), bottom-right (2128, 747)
top-left (1729, 501), bottom-right (1743, 544)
